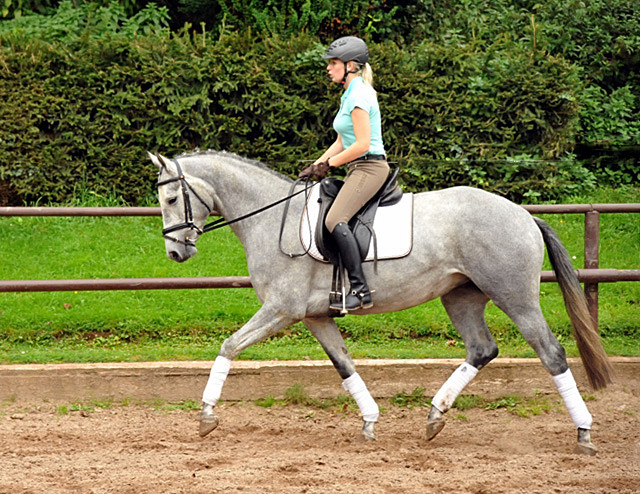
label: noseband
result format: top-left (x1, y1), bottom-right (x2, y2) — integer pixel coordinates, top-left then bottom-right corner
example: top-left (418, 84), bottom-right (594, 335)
top-left (156, 159), bottom-right (213, 247)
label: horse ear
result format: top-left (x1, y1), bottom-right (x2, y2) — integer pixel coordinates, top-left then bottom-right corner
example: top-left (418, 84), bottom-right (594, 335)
top-left (148, 151), bottom-right (168, 172)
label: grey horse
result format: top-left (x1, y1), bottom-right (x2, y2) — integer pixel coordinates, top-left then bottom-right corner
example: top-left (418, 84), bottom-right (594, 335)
top-left (150, 150), bottom-right (613, 455)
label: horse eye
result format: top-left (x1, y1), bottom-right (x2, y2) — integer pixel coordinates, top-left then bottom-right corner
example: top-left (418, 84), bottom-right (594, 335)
top-left (167, 197), bottom-right (177, 205)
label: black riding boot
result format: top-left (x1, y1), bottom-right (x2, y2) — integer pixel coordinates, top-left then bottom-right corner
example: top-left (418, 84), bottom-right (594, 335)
top-left (329, 222), bottom-right (373, 311)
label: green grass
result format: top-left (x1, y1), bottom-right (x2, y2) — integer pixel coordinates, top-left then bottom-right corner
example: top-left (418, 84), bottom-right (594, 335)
top-left (254, 382), bottom-right (360, 415)
top-left (56, 398), bottom-right (117, 416)
top-left (1, 384), bottom-right (570, 422)
top-left (0, 186), bottom-right (638, 363)
top-left (389, 387), bottom-right (563, 418)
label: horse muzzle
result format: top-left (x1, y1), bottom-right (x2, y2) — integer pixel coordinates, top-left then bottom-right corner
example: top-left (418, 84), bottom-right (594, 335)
top-left (167, 244), bottom-right (197, 263)
top-left (164, 232), bottom-right (198, 263)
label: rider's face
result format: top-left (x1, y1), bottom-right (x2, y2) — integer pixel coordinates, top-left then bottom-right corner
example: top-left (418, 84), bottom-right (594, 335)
top-left (326, 58), bottom-right (347, 83)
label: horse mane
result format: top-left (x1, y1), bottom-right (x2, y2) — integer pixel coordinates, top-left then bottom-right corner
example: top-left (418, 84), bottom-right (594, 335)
top-left (176, 149), bottom-right (294, 183)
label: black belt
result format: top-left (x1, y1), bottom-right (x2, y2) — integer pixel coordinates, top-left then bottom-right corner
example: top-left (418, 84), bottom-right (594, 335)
top-left (355, 154), bottom-right (386, 161)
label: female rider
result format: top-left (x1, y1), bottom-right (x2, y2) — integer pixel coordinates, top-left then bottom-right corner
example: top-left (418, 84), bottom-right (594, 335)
top-left (300, 36), bottom-right (389, 312)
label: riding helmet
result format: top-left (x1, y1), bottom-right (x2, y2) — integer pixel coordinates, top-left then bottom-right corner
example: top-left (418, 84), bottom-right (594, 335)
top-left (322, 36), bottom-right (369, 64)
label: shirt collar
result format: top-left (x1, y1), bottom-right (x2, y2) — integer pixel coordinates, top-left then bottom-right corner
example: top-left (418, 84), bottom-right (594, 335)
top-left (342, 76), bottom-right (363, 98)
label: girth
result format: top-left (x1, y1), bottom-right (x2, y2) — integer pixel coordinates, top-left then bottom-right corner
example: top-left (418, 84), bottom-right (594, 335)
top-left (315, 168), bottom-right (402, 266)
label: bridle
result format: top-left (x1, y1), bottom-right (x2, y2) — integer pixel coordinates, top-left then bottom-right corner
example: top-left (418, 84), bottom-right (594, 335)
top-left (156, 159), bottom-right (213, 247)
top-left (156, 157), bottom-right (317, 250)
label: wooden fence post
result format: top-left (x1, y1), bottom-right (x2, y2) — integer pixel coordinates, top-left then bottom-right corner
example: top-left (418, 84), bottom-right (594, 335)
top-left (584, 210), bottom-right (600, 329)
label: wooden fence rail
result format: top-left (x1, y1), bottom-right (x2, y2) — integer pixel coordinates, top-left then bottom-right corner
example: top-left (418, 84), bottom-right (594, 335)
top-left (1, 203), bottom-right (639, 329)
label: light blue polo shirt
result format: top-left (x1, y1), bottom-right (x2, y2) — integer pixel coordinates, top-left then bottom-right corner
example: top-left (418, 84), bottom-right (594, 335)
top-left (333, 77), bottom-right (385, 156)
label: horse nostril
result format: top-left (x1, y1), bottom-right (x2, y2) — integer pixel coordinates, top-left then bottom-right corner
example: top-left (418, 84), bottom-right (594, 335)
top-left (169, 250), bottom-right (182, 262)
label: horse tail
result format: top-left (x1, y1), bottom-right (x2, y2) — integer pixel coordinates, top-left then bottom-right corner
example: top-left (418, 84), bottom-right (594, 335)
top-left (534, 217), bottom-right (614, 390)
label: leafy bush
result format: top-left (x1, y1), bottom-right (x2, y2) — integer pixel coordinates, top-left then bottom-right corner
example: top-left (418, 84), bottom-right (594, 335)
top-left (578, 85), bottom-right (640, 147)
top-left (1, 0), bottom-right (143, 18)
top-left (0, 1), bottom-right (175, 204)
top-left (375, 37), bottom-right (593, 200)
top-left (175, 0), bottom-right (405, 40)
top-left (2, 1), bottom-right (637, 205)
top-left (0, 0), bottom-right (170, 38)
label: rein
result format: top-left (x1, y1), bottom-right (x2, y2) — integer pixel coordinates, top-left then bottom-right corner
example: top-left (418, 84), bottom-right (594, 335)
top-left (202, 178), bottom-right (315, 234)
top-left (277, 178), bottom-right (317, 258)
top-left (157, 158), bottom-right (316, 247)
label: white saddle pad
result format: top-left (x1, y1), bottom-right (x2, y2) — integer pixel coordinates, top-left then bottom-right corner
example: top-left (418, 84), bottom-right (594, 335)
top-left (300, 185), bottom-right (414, 263)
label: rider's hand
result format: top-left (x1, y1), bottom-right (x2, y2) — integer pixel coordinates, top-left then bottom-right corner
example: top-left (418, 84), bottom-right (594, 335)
top-left (298, 165), bottom-right (314, 179)
top-left (312, 159), bottom-right (331, 180)
top-left (299, 159), bottom-right (330, 180)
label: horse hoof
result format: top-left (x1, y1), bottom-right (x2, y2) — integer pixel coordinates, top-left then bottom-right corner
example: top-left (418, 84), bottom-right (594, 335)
top-left (199, 403), bottom-right (219, 438)
top-left (575, 441), bottom-right (597, 455)
top-left (575, 428), bottom-right (597, 455)
top-left (362, 421), bottom-right (376, 441)
top-left (427, 418), bottom-right (445, 441)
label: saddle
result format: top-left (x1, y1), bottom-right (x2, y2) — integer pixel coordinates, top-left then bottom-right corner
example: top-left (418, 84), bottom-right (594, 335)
top-left (315, 168), bottom-right (403, 266)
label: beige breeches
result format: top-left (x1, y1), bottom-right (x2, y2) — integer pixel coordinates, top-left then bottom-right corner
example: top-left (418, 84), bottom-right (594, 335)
top-left (325, 160), bottom-right (390, 233)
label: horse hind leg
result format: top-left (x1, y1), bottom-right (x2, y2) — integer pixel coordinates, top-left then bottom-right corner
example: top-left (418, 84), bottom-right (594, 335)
top-left (304, 317), bottom-right (378, 441)
top-left (427, 283), bottom-right (498, 440)
top-left (492, 295), bottom-right (597, 455)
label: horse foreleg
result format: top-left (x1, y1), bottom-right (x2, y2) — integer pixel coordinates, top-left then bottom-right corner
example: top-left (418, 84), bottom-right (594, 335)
top-left (304, 317), bottom-right (379, 441)
top-left (199, 306), bottom-right (298, 437)
top-left (199, 356), bottom-right (230, 437)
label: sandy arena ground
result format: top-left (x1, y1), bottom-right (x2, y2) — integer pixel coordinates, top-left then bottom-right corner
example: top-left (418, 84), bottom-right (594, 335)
top-left (1, 381), bottom-right (638, 494)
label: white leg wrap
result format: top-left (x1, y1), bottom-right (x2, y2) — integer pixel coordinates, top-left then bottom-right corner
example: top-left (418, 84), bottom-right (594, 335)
top-left (432, 362), bottom-right (479, 413)
top-left (202, 356), bottom-right (232, 406)
top-left (553, 368), bottom-right (592, 429)
top-left (342, 373), bottom-right (379, 423)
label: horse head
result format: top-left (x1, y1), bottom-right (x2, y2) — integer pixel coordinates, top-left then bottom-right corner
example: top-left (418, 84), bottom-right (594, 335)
top-left (149, 152), bottom-right (214, 263)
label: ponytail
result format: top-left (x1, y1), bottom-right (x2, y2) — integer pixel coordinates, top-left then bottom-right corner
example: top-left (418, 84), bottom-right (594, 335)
top-left (360, 63), bottom-right (375, 90)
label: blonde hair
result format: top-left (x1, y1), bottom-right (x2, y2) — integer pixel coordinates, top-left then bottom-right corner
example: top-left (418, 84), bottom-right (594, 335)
top-left (350, 62), bottom-right (374, 90)
top-left (361, 62), bottom-right (374, 89)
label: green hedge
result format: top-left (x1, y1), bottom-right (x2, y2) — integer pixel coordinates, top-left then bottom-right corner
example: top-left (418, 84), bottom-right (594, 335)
top-left (5, 1), bottom-right (640, 155)
top-left (0, 1), bottom-right (634, 205)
